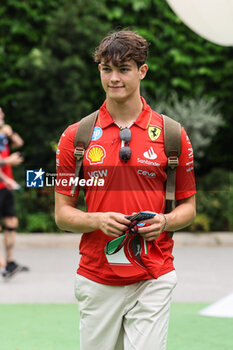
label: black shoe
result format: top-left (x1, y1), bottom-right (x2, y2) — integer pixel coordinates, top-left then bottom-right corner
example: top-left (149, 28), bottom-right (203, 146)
top-left (2, 261), bottom-right (29, 279)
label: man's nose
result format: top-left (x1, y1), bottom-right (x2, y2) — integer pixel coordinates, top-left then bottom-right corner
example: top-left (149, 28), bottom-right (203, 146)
top-left (110, 70), bottom-right (120, 83)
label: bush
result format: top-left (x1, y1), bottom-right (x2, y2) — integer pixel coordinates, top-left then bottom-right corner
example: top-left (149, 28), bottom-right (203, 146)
top-left (152, 92), bottom-right (223, 160)
top-left (194, 169), bottom-right (233, 231)
top-left (15, 186), bottom-right (57, 233)
top-left (189, 213), bottom-right (210, 232)
top-left (26, 212), bottom-right (57, 233)
top-left (14, 181), bottom-right (86, 233)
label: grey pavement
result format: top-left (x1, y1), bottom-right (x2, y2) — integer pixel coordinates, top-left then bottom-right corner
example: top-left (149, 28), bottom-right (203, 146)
top-left (1, 233), bottom-right (233, 304)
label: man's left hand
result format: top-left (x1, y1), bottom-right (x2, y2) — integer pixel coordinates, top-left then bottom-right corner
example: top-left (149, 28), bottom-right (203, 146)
top-left (137, 214), bottom-right (166, 241)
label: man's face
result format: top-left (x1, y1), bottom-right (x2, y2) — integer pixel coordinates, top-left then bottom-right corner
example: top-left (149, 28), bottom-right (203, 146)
top-left (98, 60), bottom-right (148, 102)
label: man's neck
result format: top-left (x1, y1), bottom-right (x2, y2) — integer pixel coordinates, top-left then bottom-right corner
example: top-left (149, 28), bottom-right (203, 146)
top-left (106, 96), bottom-right (143, 128)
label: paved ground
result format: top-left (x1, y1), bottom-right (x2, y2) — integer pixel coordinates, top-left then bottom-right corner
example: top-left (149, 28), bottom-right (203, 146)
top-left (1, 233), bottom-right (233, 304)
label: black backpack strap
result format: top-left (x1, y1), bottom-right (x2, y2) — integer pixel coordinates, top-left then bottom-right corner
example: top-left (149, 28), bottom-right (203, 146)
top-left (162, 114), bottom-right (181, 236)
top-left (70, 110), bottom-right (99, 195)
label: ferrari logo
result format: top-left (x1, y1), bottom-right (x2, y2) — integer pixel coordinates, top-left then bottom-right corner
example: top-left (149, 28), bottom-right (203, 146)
top-left (148, 126), bottom-right (161, 141)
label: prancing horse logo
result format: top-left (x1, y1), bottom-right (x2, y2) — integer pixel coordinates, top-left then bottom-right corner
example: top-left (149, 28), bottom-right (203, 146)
top-left (148, 126), bottom-right (161, 141)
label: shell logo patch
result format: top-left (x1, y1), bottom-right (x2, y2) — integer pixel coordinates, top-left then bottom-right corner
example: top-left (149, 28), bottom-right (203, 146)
top-left (86, 145), bottom-right (106, 164)
top-left (148, 126), bottom-right (162, 141)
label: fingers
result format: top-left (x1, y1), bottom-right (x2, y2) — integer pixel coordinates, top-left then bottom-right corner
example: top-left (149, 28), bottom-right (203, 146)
top-left (138, 214), bottom-right (166, 241)
top-left (99, 212), bottom-right (166, 241)
top-left (99, 212), bottom-right (131, 238)
top-left (138, 228), bottom-right (160, 242)
top-left (138, 223), bottom-right (160, 241)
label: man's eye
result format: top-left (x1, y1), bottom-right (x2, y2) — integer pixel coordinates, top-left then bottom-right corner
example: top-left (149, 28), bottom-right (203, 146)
top-left (102, 67), bottom-right (111, 71)
top-left (120, 68), bottom-right (129, 72)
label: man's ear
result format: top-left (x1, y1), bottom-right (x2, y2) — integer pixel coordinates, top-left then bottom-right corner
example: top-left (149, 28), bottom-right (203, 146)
top-left (139, 64), bottom-right (148, 80)
top-left (98, 63), bottom-right (102, 72)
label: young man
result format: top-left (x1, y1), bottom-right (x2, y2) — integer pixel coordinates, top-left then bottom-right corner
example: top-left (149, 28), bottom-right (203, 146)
top-left (55, 31), bottom-right (196, 350)
top-left (0, 107), bottom-right (29, 279)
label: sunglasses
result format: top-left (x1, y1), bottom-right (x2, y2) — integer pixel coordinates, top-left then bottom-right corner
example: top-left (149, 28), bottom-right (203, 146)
top-left (119, 127), bottom-right (131, 162)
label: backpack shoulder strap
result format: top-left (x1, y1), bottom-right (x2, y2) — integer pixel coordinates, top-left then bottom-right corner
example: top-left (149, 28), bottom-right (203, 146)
top-left (70, 110), bottom-right (99, 195)
top-left (162, 114), bottom-right (181, 213)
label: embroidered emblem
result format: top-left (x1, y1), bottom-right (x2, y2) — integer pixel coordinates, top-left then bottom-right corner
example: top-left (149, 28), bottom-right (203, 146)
top-left (91, 127), bottom-right (103, 141)
top-left (86, 145), bottom-right (106, 164)
top-left (148, 126), bottom-right (161, 141)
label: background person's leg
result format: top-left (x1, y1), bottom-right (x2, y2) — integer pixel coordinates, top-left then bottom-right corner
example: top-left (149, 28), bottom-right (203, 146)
top-left (0, 252), bottom-right (6, 271)
top-left (3, 217), bottom-right (18, 262)
top-left (2, 216), bottom-right (29, 279)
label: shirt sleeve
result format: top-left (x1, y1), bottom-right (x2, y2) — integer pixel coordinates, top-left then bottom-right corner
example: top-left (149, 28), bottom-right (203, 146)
top-left (55, 122), bottom-right (80, 196)
top-left (175, 127), bottom-right (196, 200)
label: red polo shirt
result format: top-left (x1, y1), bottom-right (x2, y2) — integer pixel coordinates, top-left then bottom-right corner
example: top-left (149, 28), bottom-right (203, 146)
top-left (55, 97), bottom-right (196, 285)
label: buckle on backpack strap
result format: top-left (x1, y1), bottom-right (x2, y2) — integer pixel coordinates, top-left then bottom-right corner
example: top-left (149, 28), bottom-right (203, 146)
top-left (74, 147), bottom-right (85, 160)
top-left (168, 151), bottom-right (179, 169)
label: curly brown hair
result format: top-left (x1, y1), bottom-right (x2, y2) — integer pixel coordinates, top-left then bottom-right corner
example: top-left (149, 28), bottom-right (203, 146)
top-left (93, 30), bottom-right (149, 68)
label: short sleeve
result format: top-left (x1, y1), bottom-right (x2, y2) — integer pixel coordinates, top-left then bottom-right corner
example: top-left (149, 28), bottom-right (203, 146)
top-left (175, 127), bottom-right (196, 200)
top-left (55, 122), bottom-right (80, 196)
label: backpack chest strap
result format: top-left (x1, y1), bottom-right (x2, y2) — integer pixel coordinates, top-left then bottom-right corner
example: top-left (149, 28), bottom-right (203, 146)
top-left (162, 114), bottom-right (181, 201)
top-left (70, 110), bottom-right (99, 195)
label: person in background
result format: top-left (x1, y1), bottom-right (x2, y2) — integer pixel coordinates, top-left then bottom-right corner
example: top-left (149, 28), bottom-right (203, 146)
top-left (0, 107), bottom-right (29, 279)
top-left (0, 151), bottom-right (24, 275)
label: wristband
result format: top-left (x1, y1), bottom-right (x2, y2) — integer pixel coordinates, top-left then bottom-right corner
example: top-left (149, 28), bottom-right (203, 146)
top-left (160, 213), bottom-right (168, 232)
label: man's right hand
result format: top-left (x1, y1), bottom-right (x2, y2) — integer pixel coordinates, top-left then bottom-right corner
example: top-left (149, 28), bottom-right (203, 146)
top-left (55, 192), bottom-right (131, 235)
top-left (97, 212), bottom-right (131, 238)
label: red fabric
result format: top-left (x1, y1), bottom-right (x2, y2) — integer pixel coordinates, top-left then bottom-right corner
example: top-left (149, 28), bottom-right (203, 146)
top-left (55, 97), bottom-right (196, 285)
top-left (106, 228), bottom-right (165, 279)
top-left (0, 134), bottom-right (13, 189)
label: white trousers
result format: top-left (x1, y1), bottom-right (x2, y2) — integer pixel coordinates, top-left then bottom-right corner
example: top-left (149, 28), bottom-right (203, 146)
top-left (74, 270), bottom-right (177, 350)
